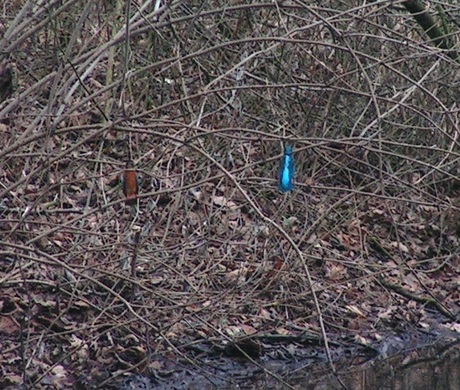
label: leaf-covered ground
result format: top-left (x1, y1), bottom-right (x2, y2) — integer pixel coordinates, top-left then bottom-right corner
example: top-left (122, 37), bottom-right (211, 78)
top-left (0, 1), bottom-right (459, 389)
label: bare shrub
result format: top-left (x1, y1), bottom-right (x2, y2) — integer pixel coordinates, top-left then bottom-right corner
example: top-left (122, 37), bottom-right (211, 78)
top-left (1, 1), bottom-right (458, 388)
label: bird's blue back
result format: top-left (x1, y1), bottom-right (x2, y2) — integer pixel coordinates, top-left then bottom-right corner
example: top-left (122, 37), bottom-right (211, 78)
top-left (279, 145), bottom-right (295, 192)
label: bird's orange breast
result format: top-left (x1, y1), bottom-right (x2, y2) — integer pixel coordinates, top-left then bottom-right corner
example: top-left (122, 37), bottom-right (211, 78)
top-left (123, 170), bottom-right (138, 198)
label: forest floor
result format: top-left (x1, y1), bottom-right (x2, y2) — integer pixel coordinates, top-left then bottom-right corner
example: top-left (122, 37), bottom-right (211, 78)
top-left (1, 2), bottom-right (460, 389)
top-left (1, 158), bottom-right (459, 389)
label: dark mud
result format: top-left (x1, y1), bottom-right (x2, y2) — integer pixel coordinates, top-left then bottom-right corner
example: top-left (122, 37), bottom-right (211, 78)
top-left (116, 326), bottom-right (459, 390)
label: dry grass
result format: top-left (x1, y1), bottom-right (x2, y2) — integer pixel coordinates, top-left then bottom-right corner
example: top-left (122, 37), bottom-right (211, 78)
top-left (1, 1), bottom-right (459, 388)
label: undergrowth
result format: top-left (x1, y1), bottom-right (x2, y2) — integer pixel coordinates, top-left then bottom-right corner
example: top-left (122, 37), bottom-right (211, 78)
top-left (0, 1), bottom-right (459, 388)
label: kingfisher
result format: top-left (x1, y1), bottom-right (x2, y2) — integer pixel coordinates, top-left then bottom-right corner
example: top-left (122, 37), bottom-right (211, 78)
top-left (121, 160), bottom-right (139, 205)
top-left (279, 145), bottom-right (295, 192)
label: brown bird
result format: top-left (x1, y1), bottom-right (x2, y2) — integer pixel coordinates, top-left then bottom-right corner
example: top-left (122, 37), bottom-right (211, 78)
top-left (121, 160), bottom-right (139, 205)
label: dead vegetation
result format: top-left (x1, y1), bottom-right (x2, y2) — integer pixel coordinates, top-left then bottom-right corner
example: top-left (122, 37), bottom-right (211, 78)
top-left (0, 1), bottom-right (459, 389)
